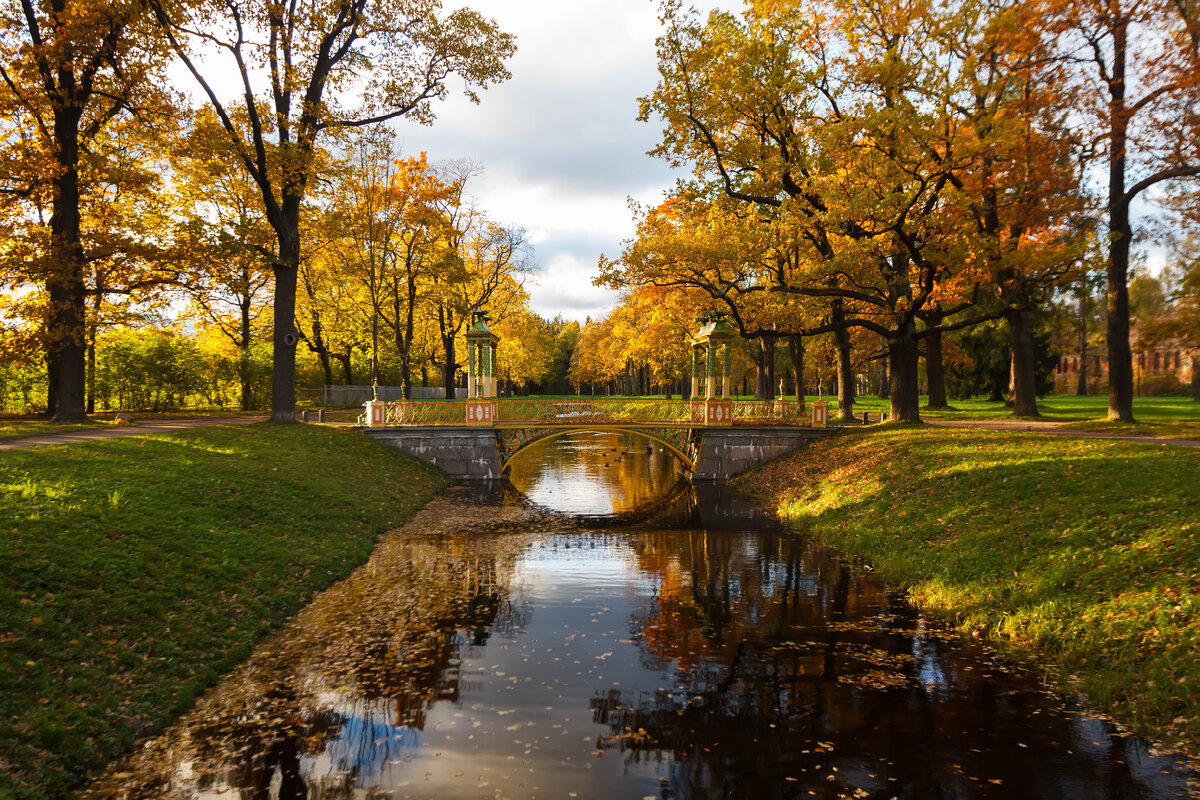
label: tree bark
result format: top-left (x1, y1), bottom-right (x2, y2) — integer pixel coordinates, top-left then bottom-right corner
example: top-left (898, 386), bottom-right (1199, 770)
top-left (876, 336), bottom-right (890, 399)
top-left (442, 335), bottom-right (457, 399)
top-left (270, 204), bottom-right (302, 422)
top-left (1007, 308), bottom-right (1039, 416)
top-left (331, 351), bottom-right (352, 385)
top-left (1105, 18), bottom-right (1136, 422)
top-left (754, 335), bottom-right (777, 399)
top-left (48, 114), bottom-right (88, 422)
top-left (833, 302), bottom-right (854, 418)
top-left (787, 334), bottom-right (805, 411)
top-left (924, 329), bottom-right (948, 409)
top-left (1076, 320), bottom-right (1089, 396)
top-left (889, 321), bottom-right (921, 422)
top-left (1193, 354), bottom-right (1199, 402)
top-left (239, 286), bottom-right (253, 410)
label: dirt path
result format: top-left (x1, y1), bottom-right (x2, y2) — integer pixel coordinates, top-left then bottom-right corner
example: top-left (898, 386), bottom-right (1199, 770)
top-left (924, 418), bottom-right (1200, 449)
top-left (0, 415), bottom-right (269, 450)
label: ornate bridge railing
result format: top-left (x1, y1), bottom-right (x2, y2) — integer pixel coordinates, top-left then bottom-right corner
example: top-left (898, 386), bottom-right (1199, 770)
top-left (362, 397), bottom-right (819, 427)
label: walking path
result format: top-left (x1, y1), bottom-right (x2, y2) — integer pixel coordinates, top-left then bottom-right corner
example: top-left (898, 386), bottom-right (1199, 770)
top-left (924, 418), bottom-right (1200, 449)
top-left (0, 415), bottom-right (269, 451)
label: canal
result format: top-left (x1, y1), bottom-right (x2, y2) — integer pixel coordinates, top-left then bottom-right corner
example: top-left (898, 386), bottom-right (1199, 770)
top-left (86, 431), bottom-right (1198, 799)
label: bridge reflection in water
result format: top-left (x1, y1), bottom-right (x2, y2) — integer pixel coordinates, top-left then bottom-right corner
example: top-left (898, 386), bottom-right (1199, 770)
top-left (83, 431), bottom-right (1199, 800)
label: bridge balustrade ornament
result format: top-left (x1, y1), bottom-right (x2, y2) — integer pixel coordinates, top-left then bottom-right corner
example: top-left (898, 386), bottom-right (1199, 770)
top-left (362, 397), bottom-right (811, 428)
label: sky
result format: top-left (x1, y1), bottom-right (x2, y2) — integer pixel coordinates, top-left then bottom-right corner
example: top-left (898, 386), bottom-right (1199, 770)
top-left (388, 0), bottom-right (712, 324)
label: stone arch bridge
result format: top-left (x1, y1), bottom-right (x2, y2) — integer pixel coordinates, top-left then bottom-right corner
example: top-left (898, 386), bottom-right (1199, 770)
top-left (361, 397), bottom-right (837, 480)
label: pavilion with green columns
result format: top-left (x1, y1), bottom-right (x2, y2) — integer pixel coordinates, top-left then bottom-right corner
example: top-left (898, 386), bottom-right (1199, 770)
top-left (466, 309), bottom-right (499, 399)
top-left (689, 311), bottom-right (735, 424)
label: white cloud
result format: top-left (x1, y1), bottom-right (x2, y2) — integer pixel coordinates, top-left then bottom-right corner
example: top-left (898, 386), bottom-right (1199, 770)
top-left (389, 0), bottom-right (714, 321)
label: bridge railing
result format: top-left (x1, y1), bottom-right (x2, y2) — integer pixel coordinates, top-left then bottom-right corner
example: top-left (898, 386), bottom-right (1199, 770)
top-left (362, 397), bottom-right (818, 427)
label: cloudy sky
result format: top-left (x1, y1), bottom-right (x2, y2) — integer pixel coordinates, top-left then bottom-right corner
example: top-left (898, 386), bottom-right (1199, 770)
top-left (390, 0), bottom-right (719, 323)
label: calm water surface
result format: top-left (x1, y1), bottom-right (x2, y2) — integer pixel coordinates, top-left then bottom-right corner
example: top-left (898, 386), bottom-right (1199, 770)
top-left (87, 431), bottom-right (1198, 799)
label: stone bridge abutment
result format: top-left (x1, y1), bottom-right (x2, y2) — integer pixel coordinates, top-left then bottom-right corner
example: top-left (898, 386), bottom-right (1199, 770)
top-left (364, 424), bottom-right (837, 481)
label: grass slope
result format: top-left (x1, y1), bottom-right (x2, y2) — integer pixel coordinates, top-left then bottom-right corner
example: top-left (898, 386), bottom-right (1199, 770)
top-left (736, 426), bottom-right (1200, 757)
top-left (851, 395), bottom-right (1200, 438)
top-left (0, 423), bottom-right (451, 798)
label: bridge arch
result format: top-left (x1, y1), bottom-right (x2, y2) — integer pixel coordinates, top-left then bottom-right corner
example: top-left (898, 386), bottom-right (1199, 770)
top-left (496, 426), bottom-right (697, 472)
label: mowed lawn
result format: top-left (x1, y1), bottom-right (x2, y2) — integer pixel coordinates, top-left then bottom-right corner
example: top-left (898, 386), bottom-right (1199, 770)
top-left (737, 425), bottom-right (1200, 759)
top-left (852, 393), bottom-right (1200, 438)
top-left (0, 423), bottom-right (451, 798)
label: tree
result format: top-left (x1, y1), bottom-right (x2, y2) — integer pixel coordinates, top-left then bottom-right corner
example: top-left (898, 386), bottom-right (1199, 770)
top-left (1063, 0), bottom-right (1200, 420)
top-left (427, 164), bottom-right (531, 398)
top-left (296, 206), bottom-right (368, 387)
top-left (0, 0), bottom-right (174, 420)
top-left (173, 109), bottom-right (275, 410)
top-left (634, 0), bottom-right (1079, 421)
top-left (936, 0), bottom-right (1086, 416)
top-left (150, 0), bottom-right (515, 421)
top-left (327, 136), bottom-right (457, 397)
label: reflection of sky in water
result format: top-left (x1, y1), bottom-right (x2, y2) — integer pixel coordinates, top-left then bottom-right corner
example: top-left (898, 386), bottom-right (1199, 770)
top-left (109, 434), bottom-right (1199, 800)
top-left (507, 430), bottom-right (684, 516)
top-left (275, 533), bottom-right (1196, 799)
top-left (300, 537), bottom-right (668, 798)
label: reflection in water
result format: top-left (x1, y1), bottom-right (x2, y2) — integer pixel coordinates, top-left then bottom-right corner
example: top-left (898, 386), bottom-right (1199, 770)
top-left (84, 434), bottom-right (1199, 799)
top-left (506, 430), bottom-right (688, 518)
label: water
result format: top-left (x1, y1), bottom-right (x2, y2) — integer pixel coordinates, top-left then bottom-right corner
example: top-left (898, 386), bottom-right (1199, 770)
top-left (86, 431), bottom-right (1198, 799)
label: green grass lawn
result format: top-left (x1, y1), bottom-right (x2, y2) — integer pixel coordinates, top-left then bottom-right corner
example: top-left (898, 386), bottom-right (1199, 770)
top-left (736, 426), bottom-right (1200, 759)
top-left (0, 423), bottom-right (452, 798)
top-left (847, 393), bottom-right (1200, 437)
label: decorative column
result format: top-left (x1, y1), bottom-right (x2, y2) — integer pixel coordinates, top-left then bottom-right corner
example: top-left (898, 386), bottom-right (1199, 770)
top-left (467, 342), bottom-right (478, 398)
top-left (691, 345), bottom-right (701, 399)
top-left (465, 309), bottom-right (500, 425)
top-left (722, 342), bottom-right (732, 400)
top-left (706, 342), bottom-right (718, 400)
top-left (487, 340), bottom-right (498, 397)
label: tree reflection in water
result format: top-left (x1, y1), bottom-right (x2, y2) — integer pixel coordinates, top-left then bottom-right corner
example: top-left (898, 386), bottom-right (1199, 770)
top-left (83, 435), bottom-right (1198, 800)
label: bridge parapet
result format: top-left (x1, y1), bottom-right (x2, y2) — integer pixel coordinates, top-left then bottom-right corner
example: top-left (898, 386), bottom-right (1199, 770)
top-left (362, 397), bottom-right (820, 428)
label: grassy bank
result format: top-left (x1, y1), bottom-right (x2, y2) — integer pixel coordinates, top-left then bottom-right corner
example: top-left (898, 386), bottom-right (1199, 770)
top-left (736, 426), bottom-right (1200, 757)
top-left (0, 423), bottom-right (451, 798)
top-left (850, 394), bottom-right (1200, 437)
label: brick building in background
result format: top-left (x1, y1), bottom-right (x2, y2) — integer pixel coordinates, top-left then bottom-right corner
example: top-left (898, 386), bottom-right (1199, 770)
top-left (1055, 318), bottom-right (1197, 396)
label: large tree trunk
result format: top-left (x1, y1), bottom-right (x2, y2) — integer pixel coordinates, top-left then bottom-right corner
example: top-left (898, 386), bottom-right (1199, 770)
top-left (889, 321), bottom-right (921, 422)
top-left (442, 334), bottom-right (457, 399)
top-left (334, 351), bottom-right (355, 385)
top-left (833, 302), bottom-right (854, 418)
top-left (1076, 328), bottom-right (1089, 396)
top-left (925, 329), bottom-right (948, 409)
top-left (1105, 21), bottom-right (1135, 422)
top-left (1106, 221), bottom-right (1135, 421)
top-left (787, 334), bottom-right (805, 411)
top-left (270, 207), bottom-right (302, 423)
top-left (48, 118), bottom-right (88, 422)
top-left (1007, 308), bottom-right (1039, 417)
top-left (240, 292), bottom-right (253, 411)
top-left (401, 272), bottom-right (418, 399)
top-left (876, 336), bottom-right (890, 399)
top-left (1193, 354), bottom-right (1199, 401)
top-left (754, 335), bottom-right (777, 399)
top-left (86, 324), bottom-right (97, 415)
